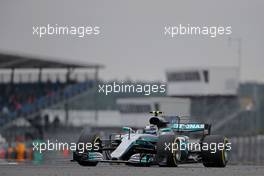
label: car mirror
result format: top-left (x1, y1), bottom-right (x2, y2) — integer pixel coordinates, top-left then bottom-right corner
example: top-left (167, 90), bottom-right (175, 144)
top-left (122, 127), bottom-right (132, 132)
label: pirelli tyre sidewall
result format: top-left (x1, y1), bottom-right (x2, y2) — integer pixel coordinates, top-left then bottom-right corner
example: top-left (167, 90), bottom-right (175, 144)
top-left (201, 135), bottom-right (229, 167)
top-left (75, 129), bottom-right (102, 166)
top-left (156, 134), bottom-right (180, 167)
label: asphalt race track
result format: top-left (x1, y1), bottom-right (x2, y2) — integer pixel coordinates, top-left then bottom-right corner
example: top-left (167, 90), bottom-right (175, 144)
top-left (0, 160), bottom-right (264, 176)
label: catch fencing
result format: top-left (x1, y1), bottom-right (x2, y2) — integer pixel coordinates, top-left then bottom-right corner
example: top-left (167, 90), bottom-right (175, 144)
top-left (230, 135), bottom-right (264, 165)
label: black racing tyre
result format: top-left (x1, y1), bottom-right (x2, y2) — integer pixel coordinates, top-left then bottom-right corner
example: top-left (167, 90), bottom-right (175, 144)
top-left (201, 135), bottom-right (229, 167)
top-left (75, 128), bottom-right (102, 166)
top-left (156, 134), bottom-right (181, 167)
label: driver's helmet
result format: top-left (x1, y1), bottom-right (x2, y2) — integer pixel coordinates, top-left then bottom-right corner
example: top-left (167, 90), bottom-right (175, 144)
top-left (144, 125), bottom-right (158, 135)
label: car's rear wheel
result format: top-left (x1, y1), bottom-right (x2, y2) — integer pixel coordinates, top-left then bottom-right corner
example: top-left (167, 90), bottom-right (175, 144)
top-left (201, 135), bottom-right (229, 167)
top-left (156, 134), bottom-right (180, 167)
top-left (75, 129), bottom-right (102, 166)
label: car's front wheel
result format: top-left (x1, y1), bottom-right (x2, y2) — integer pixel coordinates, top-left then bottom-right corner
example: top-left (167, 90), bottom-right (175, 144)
top-left (156, 134), bottom-right (181, 167)
top-left (74, 129), bottom-right (102, 166)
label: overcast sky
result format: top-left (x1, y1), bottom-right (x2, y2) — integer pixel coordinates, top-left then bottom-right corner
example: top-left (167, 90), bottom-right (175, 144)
top-left (0, 0), bottom-right (263, 82)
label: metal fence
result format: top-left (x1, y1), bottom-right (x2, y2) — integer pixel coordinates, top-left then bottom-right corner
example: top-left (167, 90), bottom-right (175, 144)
top-left (230, 135), bottom-right (264, 164)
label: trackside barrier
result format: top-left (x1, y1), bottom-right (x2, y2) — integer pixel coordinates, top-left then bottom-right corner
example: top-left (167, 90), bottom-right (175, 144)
top-left (230, 135), bottom-right (264, 165)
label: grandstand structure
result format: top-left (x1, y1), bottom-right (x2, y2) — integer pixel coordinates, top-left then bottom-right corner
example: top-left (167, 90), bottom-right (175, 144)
top-left (0, 52), bottom-right (103, 135)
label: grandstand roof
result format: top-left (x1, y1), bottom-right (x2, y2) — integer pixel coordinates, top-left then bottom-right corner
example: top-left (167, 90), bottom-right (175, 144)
top-left (0, 52), bottom-right (104, 69)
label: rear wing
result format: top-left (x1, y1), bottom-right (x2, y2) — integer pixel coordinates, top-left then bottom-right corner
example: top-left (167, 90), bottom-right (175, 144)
top-left (171, 123), bottom-right (211, 132)
top-left (149, 112), bottom-right (211, 134)
top-left (163, 115), bottom-right (211, 134)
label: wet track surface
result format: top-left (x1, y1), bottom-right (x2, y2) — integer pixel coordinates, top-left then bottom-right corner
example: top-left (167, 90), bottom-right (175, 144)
top-left (0, 160), bottom-right (264, 176)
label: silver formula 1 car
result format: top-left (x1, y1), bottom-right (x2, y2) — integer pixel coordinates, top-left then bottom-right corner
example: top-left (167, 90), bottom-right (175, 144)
top-left (73, 111), bottom-right (230, 167)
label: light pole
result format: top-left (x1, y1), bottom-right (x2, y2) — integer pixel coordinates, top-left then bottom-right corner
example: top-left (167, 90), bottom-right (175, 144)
top-left (253, 83), bottom-right (260, 133)
top-left (94, 67), bottom-right (99, 125)
top-left (229, 37), bottom-right (260, 133)
top-left (228, 37), bottom-right (242, 82)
